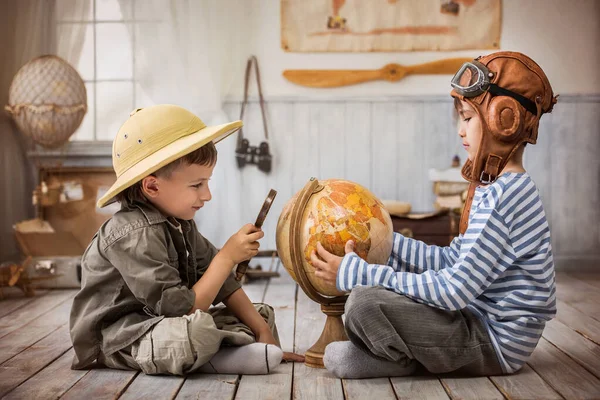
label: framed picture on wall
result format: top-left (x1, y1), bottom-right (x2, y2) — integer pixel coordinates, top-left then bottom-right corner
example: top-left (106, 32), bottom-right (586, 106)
top-left (281, 0), bottom-right (501, 52)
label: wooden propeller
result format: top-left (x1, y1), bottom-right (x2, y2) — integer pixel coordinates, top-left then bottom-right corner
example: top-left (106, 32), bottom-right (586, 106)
top-left (283, 57), bottom-right (472, 88)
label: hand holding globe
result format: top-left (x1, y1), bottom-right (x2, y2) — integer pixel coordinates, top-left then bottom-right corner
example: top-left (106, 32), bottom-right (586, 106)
top-left (310, 240), bottom-right (356, 287)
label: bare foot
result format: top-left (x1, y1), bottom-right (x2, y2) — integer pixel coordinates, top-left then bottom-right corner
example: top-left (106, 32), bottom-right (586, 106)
top-left (283, 352), bottom-right (305, 363)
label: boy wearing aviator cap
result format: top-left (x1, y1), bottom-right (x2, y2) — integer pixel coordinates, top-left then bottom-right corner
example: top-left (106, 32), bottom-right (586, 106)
top-left (312, 52), bottom-right (558, 378)
top-left (70, 105), bottom-right (302, 375)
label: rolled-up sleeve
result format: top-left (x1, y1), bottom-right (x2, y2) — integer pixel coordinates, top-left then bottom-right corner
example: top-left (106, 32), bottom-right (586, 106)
top-left (192, 225), bottom-right (241, 305)
top-left (104, 225), bottom-right (195, 317)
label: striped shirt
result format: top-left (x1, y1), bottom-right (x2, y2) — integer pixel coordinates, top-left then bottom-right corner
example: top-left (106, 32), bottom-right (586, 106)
top-left (338, 172), bottom-right (556, 373)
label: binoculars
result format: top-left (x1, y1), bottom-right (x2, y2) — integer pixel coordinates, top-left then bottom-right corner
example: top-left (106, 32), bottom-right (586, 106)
top-left (235, 138), bottom-right (272, 173)
top-left (237, 56), bottom-right (272, 174)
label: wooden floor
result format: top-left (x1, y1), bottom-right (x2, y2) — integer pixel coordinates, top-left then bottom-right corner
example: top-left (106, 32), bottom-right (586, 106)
top-left (1, 267), bottom-right (600, 400)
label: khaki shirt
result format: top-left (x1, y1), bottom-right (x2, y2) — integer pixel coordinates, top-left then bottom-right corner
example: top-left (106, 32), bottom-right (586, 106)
top-left (69, 200), bottom-right (241, 369)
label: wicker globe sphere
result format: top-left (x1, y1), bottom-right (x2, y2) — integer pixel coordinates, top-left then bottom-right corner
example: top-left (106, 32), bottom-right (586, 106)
top-left (5, 55), bottom-right (87, 148)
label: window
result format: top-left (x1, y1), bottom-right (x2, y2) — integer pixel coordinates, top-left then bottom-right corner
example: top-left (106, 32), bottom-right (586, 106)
top-left (55, 0), bottom-right (153, 142)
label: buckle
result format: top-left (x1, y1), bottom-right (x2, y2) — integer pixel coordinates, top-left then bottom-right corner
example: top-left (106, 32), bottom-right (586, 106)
top-left (480, 171), bottom-right (496, 185)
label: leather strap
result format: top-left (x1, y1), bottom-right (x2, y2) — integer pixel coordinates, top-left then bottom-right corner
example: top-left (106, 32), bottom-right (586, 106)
top-left (459, 183), bottom-right (478, 235)
top-left (238, 56), bottom-right (269, 143)
top-left (481, 153), bottom-right (502, 184)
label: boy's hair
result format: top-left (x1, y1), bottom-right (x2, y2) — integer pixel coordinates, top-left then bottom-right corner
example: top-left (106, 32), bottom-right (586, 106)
top-left (115, 142), bottom-right (217, 204)
top-left (453, 97), bottom-right (463, 123)
top-left (453, 96), bottom-right (462, 112)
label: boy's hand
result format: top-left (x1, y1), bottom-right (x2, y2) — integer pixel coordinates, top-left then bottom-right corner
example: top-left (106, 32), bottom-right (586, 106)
top-left (310, 240), bottom-right (355, 287)
top-left (220, 224), bottom-right (264, 265)
top-left (256, 329), bottom-right (306, 363)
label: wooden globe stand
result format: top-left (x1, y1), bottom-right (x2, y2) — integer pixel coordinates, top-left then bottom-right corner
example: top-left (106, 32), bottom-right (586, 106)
top-left (304, 302), bottom-right (347, 368)
top-left (289, 178), bottom-right (349, 368)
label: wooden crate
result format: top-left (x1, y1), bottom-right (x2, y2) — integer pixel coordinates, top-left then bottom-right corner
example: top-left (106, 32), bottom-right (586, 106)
top-left (11, 167), bottom-right (117, 289)
top-left (36, 167), bottom-right (116, 250)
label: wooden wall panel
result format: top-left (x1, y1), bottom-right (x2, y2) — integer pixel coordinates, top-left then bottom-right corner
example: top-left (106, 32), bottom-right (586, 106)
top-left (22, 95), bottom-right (599, 268)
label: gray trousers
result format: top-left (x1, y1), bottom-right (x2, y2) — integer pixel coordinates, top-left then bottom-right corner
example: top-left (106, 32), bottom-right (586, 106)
top-left (99, 303), bottom-right (279, 375)
top-left (344, 286), bottom-right (504, 376)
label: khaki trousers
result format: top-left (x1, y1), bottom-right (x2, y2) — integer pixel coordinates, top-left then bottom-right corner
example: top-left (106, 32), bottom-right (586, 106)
top-left (99, 303), bottom-right (279, 375)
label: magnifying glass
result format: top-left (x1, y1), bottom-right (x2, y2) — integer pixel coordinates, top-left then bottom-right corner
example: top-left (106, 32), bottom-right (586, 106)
top-left (235, 189), bottom-right (277, 281)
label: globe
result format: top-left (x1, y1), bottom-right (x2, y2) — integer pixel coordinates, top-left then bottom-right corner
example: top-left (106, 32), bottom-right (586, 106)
top-left (275, 177), bottom-right (394, 368)
top-left (277, 178), bottom-right (394, 297)
top-left (276, 178), bottom-right (393, 368)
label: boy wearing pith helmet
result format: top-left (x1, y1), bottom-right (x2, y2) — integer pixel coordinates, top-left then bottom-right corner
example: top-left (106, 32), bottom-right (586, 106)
top-left (70, 104), bottom-right (302, 375)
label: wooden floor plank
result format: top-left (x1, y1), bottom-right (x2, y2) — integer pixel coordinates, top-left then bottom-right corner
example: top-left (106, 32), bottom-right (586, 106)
top-left (343, 378), bottom-right (397, 400)
top-left (21, 294), bottom-right (73, 328)
top-left (293, 289), bottom-right (344, 400)
top-left (0, 325), bottom-right (64, 365)
top-left (557, 271), bottom-right (600, 293)
top-left (119, 373), bottom-right (184, 400)
top-left (565, 271), bottom-right (600, 290)
top-left (543, 319), bottom-right (600, 378)
top-left (0, 289), bottom-right (76, 338)
top-left (3, 349), bottom-right (87, 400)
top-left (242, 276), bottom-right (268, 303)
top-left (0, 325), bottom-right (72, 397)
top-left (390, 376), bottom-right (450, 400)
top-left (175, 374), bottom-right (239, 400)
top-left (263, 266), bottom-right (297, 352)
top-left (235, 363), bottom-right (293, 400)
top-left (0, 299), bottom-right (73, 364)
top-left (293, 363), bottom-right (345, 400)
top-left (490, 364), bottom-right (562, 400)
top-left (1, 274), bottom-right (599, 399)
top-left (555, 273), bottom-right (600, 321)
top-left (556, 300), bottom-right (600, 345)
top-left (234, 263), bottom-right (296, 400)
top-left (293, 287), bottom-right (326, 355)
top-left (0, 289), bottom-right (49, 318)
top-left (60, 367), bottom-right (138, 399)
top-left (440, 377), bottom-right (504, 400)
top-left (528, 338), bottom-right (600, 399)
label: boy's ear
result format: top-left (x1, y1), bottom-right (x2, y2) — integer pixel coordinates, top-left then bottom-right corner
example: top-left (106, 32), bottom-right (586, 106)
top-left (141, 175), bottom-right (160, 198)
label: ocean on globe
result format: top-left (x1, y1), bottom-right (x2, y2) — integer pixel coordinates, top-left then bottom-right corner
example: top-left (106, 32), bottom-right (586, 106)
top-left (276, 179), bottom-right (394, 297)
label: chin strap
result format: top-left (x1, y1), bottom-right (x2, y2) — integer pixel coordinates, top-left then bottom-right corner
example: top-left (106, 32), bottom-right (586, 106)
top-left (480, 154), bottom-right (502, 184)
top-left (459, 183), bottom-right (478, 235)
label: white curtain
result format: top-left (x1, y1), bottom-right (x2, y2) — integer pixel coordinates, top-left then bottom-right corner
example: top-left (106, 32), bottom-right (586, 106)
top-left (118, 0), bottom-right (255, 124)
top-left (0, 0), bottom-right (91, 263)
top-left (55, 0), bottom-right (92, 69)
top-left (118, 0), bottom-right (257, 246)
top-left (0, 1), bottom-right (54, 262)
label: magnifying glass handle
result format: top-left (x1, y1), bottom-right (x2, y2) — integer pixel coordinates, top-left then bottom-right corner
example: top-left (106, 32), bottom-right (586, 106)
top-left (235, 260), bottom-right (251, 282)
top-left (235, 189), bottom-right (277, 282)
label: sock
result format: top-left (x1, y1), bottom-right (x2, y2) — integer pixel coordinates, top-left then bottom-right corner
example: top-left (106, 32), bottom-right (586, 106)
top-left (323, 341), bottom-right (416, 379)
top-left (199, 343), bottom-right (283, 375)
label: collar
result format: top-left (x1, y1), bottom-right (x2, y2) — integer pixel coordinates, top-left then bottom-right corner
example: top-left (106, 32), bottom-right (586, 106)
top-left (121, 199), bottom-right (191, 232)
